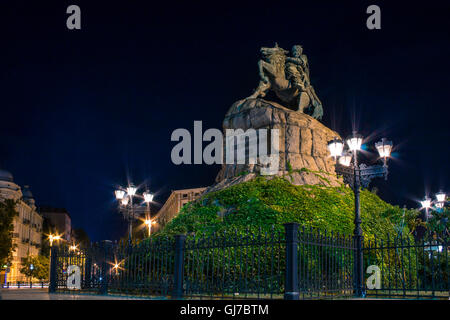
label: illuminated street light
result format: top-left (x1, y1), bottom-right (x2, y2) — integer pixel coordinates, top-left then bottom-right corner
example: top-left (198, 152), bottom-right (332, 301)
top-left (127, 184), bottom-right (137, 196)
top-left (114, 182), bottom-right (155, 243)
top-left (144, 219), bottom-right (156, 237)
top-left (338, 153), bottom-right (352, 167)
top-left (69, 243), bottom-right (78, 252)
top-left (420, 197), bottom-right (432, 222)
top-left (115, 190), bottom-right (125, 200)
top-left (375, 138), bottom-right (393, 166)
top-left (346, 132), bottom-right (363, 152)
top-left (143, 191), bottom-right (154, 203)
top-left (327, 137), bottom-right (344, 160)
top-left (436, 191), bottom-right (446, 203)
top-left (328, 132), bottom-right (393, 298)
top-left (48, 234), bottom-right (61, 247)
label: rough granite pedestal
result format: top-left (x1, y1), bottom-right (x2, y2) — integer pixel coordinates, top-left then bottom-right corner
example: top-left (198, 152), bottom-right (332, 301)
top-left (209, 98), bottom-right (342, 192)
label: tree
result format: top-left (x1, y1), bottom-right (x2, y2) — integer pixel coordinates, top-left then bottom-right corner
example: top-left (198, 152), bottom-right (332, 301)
top-left (72, 228), bottom-right (90, 248)
top-left (0, 199), bottom-right (18, 270)
top-left (19, 255), bottom-right (50, 281)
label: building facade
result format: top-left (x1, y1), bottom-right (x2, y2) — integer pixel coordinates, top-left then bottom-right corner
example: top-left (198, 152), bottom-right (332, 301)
top-left (39, 206), bottom-right (72, 242)
top-left (154, 187), bottom-right (206, 232)
top-left (0, 169), bottom-right (43, 283)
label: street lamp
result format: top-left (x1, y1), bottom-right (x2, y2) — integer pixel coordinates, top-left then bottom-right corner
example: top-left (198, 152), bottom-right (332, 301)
top-left (419, 191), bottom-right (447, 219)
top-left (48, 234), bottom-right (61, 247)
top-left (435, 191), bottom-right (446, 211)
top-left (420, 197), bottom-right (432, 221)
top-left (436, 191), bottom-right (446, 203)
top-left (328, 131), bottom-right (393, 297)
top-left (144, 219), bottom-right (156, 237)
top-left (114, 183), bottom-right (154, 243)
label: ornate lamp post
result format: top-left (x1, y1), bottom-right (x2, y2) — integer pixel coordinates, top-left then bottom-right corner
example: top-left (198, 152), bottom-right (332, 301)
top-left (114, 183), bottom-right (154, 243)
top-left (143, 190), bottom-right (156, 237)
top-left (419, 191), bottom-right (447, 222)
top-left (328, 132), bottom-right (393, 297)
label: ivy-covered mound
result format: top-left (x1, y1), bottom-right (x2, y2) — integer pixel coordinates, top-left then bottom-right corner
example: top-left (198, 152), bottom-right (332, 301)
top-left (155, 177), bottom-right (417, 242)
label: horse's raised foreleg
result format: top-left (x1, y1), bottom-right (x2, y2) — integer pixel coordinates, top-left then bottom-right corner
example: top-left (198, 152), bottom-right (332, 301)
top-left (247, 60), bottom-right (272, 99)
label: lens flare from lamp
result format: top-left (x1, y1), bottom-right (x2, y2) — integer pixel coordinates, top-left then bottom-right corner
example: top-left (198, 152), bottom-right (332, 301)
top-left (127, 185), bottom-right (137, 196)
top-left (327, 137), bottom-right (344, 159)
top-left (338, 154), bottom-right (352, 167)
top-left (143, 191), bottom-right (154, 203)
top-left (375, 138), bottom-right (393, 158)
top-left (420, 198), bottom-right (432, 209)
top-left (436, 191), bottom-right (446, 203)
top-left (346, 133), bottom-right (363, 152)
top-left (115, 190), bottom-right (125, 200)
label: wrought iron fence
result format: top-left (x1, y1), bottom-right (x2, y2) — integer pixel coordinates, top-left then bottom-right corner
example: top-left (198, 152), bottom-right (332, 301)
top-left (363, 234), bottom-right (449, 299)
top-left (183, 227), bottom-right (285, 299)
top-left (49, 223), bottom-right (449, 299)
top-left (297, 227), bottom-right (355, 299)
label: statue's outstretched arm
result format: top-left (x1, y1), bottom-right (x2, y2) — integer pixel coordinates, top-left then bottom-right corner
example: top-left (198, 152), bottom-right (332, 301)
top-left (286, 57), bottom-right (304, 66)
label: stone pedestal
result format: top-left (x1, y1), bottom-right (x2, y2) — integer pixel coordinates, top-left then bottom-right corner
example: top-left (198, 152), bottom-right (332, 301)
top-left (214, 98), bottom-right (341, 188)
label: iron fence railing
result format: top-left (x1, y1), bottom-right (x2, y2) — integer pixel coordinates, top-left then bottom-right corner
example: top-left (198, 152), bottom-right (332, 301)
top-left (297, 227), bottom-right (355, 299)
top-left (48, 223), bottom-right (449, 300)
top-left (183, 227), bottom-right (285, 299)
top-left (363, 234), bottom-right (449, 299)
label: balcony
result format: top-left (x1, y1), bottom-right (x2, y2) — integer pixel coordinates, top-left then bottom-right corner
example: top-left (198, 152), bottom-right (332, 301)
top-left (21, 238), bottom-right (29, 244)
top-left (12, 233), bottom-right (19, 238)
top-left (22, 218), bottom-right (31, 225)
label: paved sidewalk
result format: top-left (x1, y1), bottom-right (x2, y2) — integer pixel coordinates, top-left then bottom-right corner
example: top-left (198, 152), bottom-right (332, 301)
top-left (0, 288), bottom-right (147, 300)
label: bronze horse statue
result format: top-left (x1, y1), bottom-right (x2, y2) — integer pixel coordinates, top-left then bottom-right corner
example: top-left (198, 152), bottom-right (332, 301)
top-left (247, 44), bottom-right (323, 120)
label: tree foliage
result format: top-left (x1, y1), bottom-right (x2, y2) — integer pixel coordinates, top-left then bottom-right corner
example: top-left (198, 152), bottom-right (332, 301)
top-left (19, 255), bottom-right (50, 281)
top-left (72, 228), bottom-right (91, 248)
top-left (155, 177), bottom-right (419, 243)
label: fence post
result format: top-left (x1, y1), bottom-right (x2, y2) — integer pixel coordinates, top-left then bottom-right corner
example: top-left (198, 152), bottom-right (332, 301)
top-left (49, 245), bottom-right (58, 293)
top-left (99, 243), bottom-right (109, 295)
top-left (284, 223), bottom-right (299, 300)
top-left (172, 234), bottom-right (186, 299)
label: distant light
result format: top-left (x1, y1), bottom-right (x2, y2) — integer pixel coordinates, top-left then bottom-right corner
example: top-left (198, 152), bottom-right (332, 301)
top-left (327, 137), bottom-right (344, 159)
top-left (420, 197), bottom-right (432, 209)
top-left (115, 190), bottom-right (125, 200)
top-left (346, 133), bottom-right (363, 152)
top-left (144, 219), bottom-right (156, 226)
top-left (338, 154), bottom-right (352, 167)
top-left (436, 191), bottom-right (446, 203)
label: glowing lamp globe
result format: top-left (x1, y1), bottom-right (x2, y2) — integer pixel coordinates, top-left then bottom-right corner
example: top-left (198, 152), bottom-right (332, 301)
top-left (127, 185), bottom-right (137, 196)
top-left (327, 137), bottom-right (344, 159)
top-left (143, 191), bottom-right (154, 203)
top-left (121, 197), bottom-right (129, 206)
top-left (338, 154), bottom-right (352, 167)
top-left (420, 198), bottom-right (432, 209)
top-left (436, 191), bottom-right (446, 203)
top-left (115, 190), bottom-right (125, 200)
top-left (346, 133), bottom-right (363, 152)
top-left (375, 138), bottom-right (393, 159)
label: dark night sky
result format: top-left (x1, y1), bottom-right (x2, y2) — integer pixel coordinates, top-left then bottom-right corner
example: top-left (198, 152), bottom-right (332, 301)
top-left (1, 1), bottom-right (449, 241)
